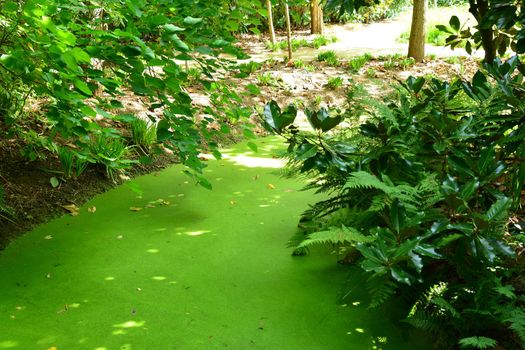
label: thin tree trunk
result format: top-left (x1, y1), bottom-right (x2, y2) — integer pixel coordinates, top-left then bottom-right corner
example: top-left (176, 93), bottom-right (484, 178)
top-left (284, 1), bottom-right (293, 62)
top-left (468, 0), bottom-right (495, 62)
top-left (266, 0), bottom-right (276, 45)
top-left (310, 0), bottom-right (324, 34)
top-left (408, 0), bottom-right (427, 62)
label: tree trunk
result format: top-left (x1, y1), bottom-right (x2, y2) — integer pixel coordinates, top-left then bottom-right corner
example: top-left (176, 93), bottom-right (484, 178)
top-left (266, 0), bottom-right (276, 45)
top-left (408, 0), bottom-right (427, 62)
top-left (284, 1), bottom-right (293, 62)
top-left (310, 0), bottom-right (324, 34)
top-left (468, 0), bottom-right (496, 62)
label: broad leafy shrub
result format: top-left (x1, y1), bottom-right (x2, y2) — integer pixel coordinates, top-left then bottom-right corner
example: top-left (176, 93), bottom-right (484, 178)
top-left (263, 57), bottom-right (525, 349)
top-left (0, 0), bottom-right (260, 186)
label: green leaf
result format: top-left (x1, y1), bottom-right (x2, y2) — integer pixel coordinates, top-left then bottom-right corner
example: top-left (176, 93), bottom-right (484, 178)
top-left (184, 16), bottom-right (203, 25)
top-left (74, 80), bottom-right (92, 95)
top-left (393, 238), bottom-right (419, 260)
top-left (56, 29), bottom-right (77, 46)
top-left (156, 120), bottom-right (172, 141)
top-left (476, 237), bottom-right (496, 262)
top-left (306, 107), bottom-right (342, 132)
top-left (170, 34), bottom-right (190, 52)
top-left (478, 146), bottom-right (495, 175)
top-left (390, 267), bottom-right (412, 285)
top-left (447, 155), bottom-right (475, 178)
top-left (485, 197), bottom-right (510, 221)
top-left (163, 24), bottom-right (185, 33)
top-left (126, 0), bottom-right (143, 17)
top-left (70, 48), bottom-right (91, 63)
top-left (449, 16), bottom-right (460, 31)
top-left (414, 244), bottom-right (442, 259)
top-left (121, 46), bottom-right (142, 57)
top-left (296, 143), bottom-right (317, 161)
top-left (263, 101), bottom-right (296, 133)
top-left (50, 177), bottom-right (59, 188)
top-left (390, 199), bottom-right (406, 234)
top-left (435, 24), bottom-right (452, 34)
top-left (245, 84), bottom-right (261, 96)
top-left (408, 252), bottom-right (423, 273)
top-left (247, 142), bottom-right (258, 152)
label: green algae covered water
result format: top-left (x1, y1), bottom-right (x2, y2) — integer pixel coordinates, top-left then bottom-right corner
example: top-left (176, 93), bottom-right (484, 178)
top-left (0, 137), bottom-right (428, 350)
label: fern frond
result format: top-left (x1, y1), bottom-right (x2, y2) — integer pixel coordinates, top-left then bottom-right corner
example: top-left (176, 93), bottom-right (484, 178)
top-left (405, 282), bottom-right (455, 335)
top-left (344, 171), bottom-right (393, 192)
top-left (298, 225), bottom-right (374, 249)
top-left (405, 309), bottom-right (448, 335)
top-left (344, 171), bottom-right (420, 207)
top-left (368, 194), bottom-right (390, 212)
top-left (458, 336), bottom-right (497, 349)
top-left (367, 275), bottom-right (397, 308)
top-left (502, 308), bottom-right (525, 343)
top-left (302, 193), bottom-right (352, 218)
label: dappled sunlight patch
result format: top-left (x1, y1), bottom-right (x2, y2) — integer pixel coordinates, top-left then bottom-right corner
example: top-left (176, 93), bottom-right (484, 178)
top-left (152, 276), bottom-right (167, 281)
top-left (181, 230), bottom-right (210, 237)
top-left (0, 340), bottom-right (19, 349)
top-left (221, 153), bottom-right (285, 168)
top-left (146, 249), bottom-right (159, 254)
top-left (112, 320), bottom-right (145, 336)
top-left (104, 277), bottom-right (115, 281)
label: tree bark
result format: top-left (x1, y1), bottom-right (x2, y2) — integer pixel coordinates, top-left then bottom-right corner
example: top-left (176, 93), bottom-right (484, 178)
top-left (468, 0), bottom-right (496, 62)
top-left (310, 0), bottom-right (324, 35)
top-left (284, 1), bottom-right (293, 62)
top-left (266, 0), bottom-right (276, 45)
top-left (408, 0), bottom-right (427, 62)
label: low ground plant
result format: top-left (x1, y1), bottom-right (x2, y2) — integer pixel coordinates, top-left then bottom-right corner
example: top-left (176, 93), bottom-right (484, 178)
top-left (88, 133), bottom-right (135, 181)
top-left (130, 118), bottom-right (157, 154)
top-left (348, 53), bottom-right (373, 73)
top-left (317, 50), bottom-right (340, 66)
top-left (257, 72), bottom-right (281, 86)
top-left (325, 77), bottom-right (344, 89)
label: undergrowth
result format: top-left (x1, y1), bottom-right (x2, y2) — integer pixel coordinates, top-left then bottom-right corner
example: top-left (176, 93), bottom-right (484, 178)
top-left (262, 56), bottom-right (525, 349)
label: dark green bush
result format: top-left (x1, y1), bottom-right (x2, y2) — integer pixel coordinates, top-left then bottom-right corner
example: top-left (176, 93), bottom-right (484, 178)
top-left (263, 57), bottom-right (525, 349)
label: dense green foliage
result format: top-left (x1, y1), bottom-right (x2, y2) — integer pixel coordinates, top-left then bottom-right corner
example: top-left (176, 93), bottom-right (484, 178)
top-left (264, 57), bottom-right (525, 348)
top-left (0, 0), bottom-right (261, 186)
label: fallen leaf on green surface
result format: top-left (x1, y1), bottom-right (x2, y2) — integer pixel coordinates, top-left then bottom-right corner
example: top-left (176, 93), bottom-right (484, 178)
top-left (44, 235), bottom-right (53, 240)
top-left (87, 206), bottom-right (96, 213)
top-left (50, 177), bottom-right (59, 188)
top-left (62, 204), bottom-right (79, 216)
top-left (129, 207), bottom-right (142, 212)
top-left (267, 184), bottom-right (275, 189)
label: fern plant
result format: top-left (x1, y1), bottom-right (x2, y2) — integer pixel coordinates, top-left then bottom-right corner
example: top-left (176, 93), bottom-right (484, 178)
top-left (263, 56), bottom-right (525, 349)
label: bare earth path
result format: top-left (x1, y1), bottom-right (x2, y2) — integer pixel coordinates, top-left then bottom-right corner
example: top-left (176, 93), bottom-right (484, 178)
top-left (244, 5), bottom-right (480, 61)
